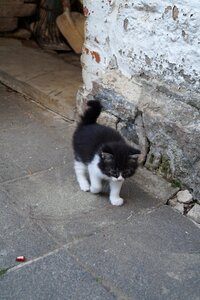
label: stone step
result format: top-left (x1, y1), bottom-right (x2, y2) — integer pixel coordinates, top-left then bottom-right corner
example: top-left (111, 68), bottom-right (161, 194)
top-left (0, 38), bottom-right (82, 120)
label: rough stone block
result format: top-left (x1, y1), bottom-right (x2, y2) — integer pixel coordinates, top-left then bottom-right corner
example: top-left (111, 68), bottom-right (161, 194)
top-left (141, 86), bottom-right (200, 202)
top-left (117, 121), bottom-right (139, 145)
top-left (94, 88), bottom-right (138, 121)
top-left (187, 204), bottom-right (200, 224)
top-left (97, 111), bottom-right (118, 128)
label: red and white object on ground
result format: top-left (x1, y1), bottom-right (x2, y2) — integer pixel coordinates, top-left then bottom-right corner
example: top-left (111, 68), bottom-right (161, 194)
top-left (16, 256), bottom-right (26, 262)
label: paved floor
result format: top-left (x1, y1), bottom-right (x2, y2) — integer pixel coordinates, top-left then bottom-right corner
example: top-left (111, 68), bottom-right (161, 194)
top-left (0, 84), bottom-right (200, 300)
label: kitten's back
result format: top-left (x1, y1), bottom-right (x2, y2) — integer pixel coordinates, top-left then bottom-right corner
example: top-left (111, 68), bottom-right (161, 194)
top-left (73, 123), bottom-right (125, 162)
top-left (73, 100), bottom-right (126, 162)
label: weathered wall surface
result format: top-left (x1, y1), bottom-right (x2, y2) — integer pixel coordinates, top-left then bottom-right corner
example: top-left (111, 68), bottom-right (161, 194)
top-left (79, 0), bottom-right (200, 201)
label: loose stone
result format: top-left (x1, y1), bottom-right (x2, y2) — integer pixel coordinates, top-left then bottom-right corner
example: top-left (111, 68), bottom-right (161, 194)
top-left (187, 204), bottom-right (200, 224)
top-left (174, 203), bottom-right (184, 214)
top-left (168, 197), bottom-right (178, 207)
top-left (177, 190), bottom-right (193, 204)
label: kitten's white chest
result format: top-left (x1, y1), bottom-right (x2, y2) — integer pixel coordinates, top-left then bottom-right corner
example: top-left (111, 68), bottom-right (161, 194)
top-left (88, 155), bottom-right (124, 205)
top-left (88, 154), bottom-right (109, 180)
top-left (74, 154), bottom-right (124, 206)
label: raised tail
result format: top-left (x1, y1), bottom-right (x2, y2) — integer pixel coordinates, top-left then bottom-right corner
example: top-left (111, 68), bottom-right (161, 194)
top-left (80, 100), bottom-right (102, 125)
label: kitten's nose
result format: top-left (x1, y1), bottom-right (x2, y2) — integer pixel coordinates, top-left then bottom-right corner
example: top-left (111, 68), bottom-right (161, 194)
top-left (117, 175), bottom-right (124, 181)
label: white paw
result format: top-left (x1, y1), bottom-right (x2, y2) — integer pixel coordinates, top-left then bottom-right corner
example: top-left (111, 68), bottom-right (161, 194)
top-left (90, 186), bottom-right (102, 194)
top-left (110, 197), bottom-right (124, 206)
top-left (79, 181), bottom-right (90, 192)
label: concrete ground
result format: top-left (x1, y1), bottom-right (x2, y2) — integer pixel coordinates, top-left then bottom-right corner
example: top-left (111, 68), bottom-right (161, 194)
top-left (0, 39), bottom-right (200, 300)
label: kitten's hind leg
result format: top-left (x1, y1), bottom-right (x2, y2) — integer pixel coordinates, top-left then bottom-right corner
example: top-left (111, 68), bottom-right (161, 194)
top-left (109, 180), bottom-right (124, 206)
top-left (88, 163), bottom-right (102, 194)
top-left (74, 160), bottom-right (90, 192)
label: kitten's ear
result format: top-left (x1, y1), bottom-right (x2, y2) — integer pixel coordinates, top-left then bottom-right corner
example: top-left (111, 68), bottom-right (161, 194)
top-left (129, 148), bottom-right (141, 160)
top-left (101, 145), bottom-right (113, 161)
top-left (101, 152), bottom-right (113, 161)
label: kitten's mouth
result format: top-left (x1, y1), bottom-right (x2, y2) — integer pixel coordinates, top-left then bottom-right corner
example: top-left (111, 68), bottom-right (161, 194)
top-left (112, 176), bottom-right (124, 182)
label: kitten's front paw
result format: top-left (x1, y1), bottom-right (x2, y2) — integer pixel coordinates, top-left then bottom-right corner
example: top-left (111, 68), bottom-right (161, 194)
top-left (110, 197), bottom-right (124, 206)
top-left (90, 186), bottom-right (102, 194)
top-left (79, 181), bottom-right (90, 192)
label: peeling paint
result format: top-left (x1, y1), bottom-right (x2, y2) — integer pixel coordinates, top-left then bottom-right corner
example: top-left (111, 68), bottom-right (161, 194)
top-left (83, 6), bottom-right (90, 17)
top-left (164, 6), bottom-right (172, 14)
top-left (123, 18), bottom-right (129, 31)
top-left (182, 30), bottom-right (188, 42)
top-left (172, 5), bottom-right (179, 21)
top-left (134, 3), bottom-right (158, 13)
top-left (91, 51), bottom-right (101, 63)
top-left (145, 55), bottom-right (152, 66)
top-left (83, 47), bottom-right (101, 63)
top-left (84, 47), bottom-right (89, 55)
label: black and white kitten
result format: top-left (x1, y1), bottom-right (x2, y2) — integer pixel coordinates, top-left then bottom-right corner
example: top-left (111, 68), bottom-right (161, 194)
top-left (72, 100), bottom-right (140, 206)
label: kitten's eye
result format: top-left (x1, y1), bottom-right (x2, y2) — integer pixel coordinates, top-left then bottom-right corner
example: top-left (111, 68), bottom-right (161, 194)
top-left (112, 171), bottom-right (119, 178)
top-left (101, 152), bottom-right (113, 162)
top-left (122, 170), bottom-right (132, 178)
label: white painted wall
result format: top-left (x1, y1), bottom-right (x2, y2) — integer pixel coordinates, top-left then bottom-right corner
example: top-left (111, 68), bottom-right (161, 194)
top-left (82, 0), bottom-right (200, 94)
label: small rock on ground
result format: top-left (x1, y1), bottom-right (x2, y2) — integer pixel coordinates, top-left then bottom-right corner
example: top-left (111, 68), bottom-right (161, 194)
top-left (187, 204), bottom-right (200, 224)
top-left (174, 203), bottom-right (184, 214)
top-left (168, 197), bottom-right (178, 207)
top-left (177, 190), bottom-right (193, 204)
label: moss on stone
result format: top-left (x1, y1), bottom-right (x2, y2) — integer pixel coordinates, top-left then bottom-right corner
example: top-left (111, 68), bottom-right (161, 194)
top-left (149, 153), bottom-right (155, 165)
top-left (171, 179), bottom-right (182, 189)
top-left (158, 156), bottom-right (172, 179)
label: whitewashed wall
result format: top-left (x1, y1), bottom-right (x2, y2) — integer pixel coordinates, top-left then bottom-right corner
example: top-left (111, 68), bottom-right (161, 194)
top-left (82, 0), bottom-right (200, 94)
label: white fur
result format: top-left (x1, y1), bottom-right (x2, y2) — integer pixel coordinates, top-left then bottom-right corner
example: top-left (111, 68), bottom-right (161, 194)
top-left (88, 155), bottom-right (108, 193)
top-left (109, 180), bottom-right (124, 206)
top-left (74, 155), bottom-right (124, 206)
top-left (74, 161), bottom-right (90, 191)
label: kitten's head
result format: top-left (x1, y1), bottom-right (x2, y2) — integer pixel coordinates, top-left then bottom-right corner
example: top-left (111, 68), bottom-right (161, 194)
top-left (98, 143), bottom-right (140, 181)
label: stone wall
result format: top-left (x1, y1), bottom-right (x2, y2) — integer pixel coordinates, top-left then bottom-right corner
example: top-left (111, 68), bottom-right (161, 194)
top-left (78, 0), bottom-right (200, 202)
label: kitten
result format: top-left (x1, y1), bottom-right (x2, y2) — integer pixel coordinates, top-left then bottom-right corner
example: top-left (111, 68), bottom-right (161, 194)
top-left (72, 100), bottom-right (140, 206)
